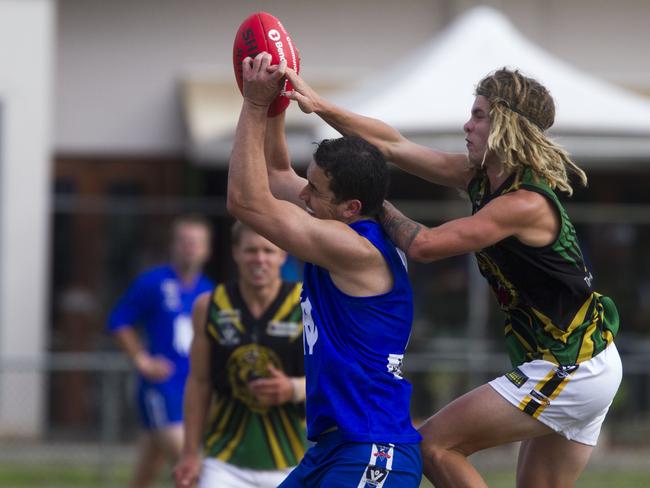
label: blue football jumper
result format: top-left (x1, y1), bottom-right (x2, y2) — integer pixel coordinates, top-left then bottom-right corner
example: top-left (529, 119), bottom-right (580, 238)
top-left (280, 220), bottom-right (422, 488)
top-left (301, 220), bottom-right (420, 443)
top-left (108, 264), bottom-right (213, 429)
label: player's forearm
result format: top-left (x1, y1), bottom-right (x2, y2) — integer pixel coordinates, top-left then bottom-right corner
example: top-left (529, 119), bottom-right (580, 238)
top-left (314, 99), bottom-right (402, 159)
top-left (228, 100), bottom-right (274, 214)
top-left (114, 328), bottom-right (144, 362)
top-left (264, 113), bottom-right (299, 201)
top-left (290, 376), bottom-right (306, 403)
top-left (182, 376), bottom-right (212, 456)
top-left (265, 112), bottom-right (291, 172)
top-left (380, 201), bottom-right (426, 259)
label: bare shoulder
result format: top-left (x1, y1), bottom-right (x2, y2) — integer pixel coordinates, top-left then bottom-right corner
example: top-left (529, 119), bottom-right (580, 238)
top-left (496, 189), bottom-right (559, 245)
top-left (193, 291), bottom-right (211, 310)
top-left (191, 292), bottom-right (211, 327)
top-left (489, 189), bottom-right (552, 218)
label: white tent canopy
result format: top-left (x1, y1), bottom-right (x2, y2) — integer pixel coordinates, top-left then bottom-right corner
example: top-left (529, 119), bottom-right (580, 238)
top-left (317, 6), bottom-right (650, 164)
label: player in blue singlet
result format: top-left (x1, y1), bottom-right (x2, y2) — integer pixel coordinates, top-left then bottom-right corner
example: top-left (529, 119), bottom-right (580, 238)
top-left (227, 53), bottom-right (422, 487)
top-left (108, 215), bottom-right (213, 488)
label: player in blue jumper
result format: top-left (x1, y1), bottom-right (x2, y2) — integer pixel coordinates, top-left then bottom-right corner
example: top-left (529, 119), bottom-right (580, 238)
top-left (227, 52), bottom-right (422, 487)
top-left (108, 215), bottom-right (213, 488)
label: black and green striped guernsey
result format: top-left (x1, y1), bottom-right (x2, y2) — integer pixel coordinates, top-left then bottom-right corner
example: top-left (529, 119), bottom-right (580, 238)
top-left (204, 281), bottom-right (307, 470)
top-left (468, 169), bottom-right (619, 367)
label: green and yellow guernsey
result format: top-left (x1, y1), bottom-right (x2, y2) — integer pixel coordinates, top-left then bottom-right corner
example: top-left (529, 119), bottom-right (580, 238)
top-left (203, 281), bottom-right (307, 470)
top-left (468, 169), bottom-right (619, 367)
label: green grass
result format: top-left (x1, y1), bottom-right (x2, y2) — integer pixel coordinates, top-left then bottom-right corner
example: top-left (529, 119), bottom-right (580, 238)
top-left (1, 464), bottom-right (650, 487)
top-left (419, 469), bottom-right (650, 488)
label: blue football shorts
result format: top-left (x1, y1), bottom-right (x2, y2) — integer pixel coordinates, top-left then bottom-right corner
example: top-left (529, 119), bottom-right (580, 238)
top-left (278, 430), bottom-right (422, 488)
top-left (136, 383), bottom-right (184, 430)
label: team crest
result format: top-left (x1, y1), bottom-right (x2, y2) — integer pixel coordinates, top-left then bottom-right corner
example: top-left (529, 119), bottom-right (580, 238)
top-left (211, 310), bottom-right (242, 346)
top-left (364, 466), bottom-right (388, 486)
top-left (373, 444), bottom-right (393, 459)
top-left (476, 252), bottom-right (518, 310)
top-left (555, 364), bottom-right (579, 378)
top-left (226, 344), bottom-right (282, 413)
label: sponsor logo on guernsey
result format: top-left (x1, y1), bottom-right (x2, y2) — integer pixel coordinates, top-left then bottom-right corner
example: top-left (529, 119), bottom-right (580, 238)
top-left (266, 320), bottom-right (301, 337)
top-left (161, 279), bottom-right (180, 311)
top-left (505, 367), bottom-right (528, 388)
top-left (301, 297), bottom-right (318, 355)
top-left (215, 310), bottom-right (241, 346)
top-left (386, 354), bottom-right (404, 379)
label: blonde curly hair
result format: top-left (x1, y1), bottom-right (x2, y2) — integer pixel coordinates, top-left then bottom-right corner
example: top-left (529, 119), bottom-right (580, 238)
top-left (475, 68), bottom-right (587, 195)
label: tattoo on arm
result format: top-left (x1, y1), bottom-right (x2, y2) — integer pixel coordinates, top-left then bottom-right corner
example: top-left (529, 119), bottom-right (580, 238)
top-left (380, 202), bottom-right (424, 253)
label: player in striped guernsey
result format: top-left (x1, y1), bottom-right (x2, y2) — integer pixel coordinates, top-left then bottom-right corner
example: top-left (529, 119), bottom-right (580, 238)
top-left (284, 67), bottom-right (622, 488)
top-left (174, 221), bottom-right (307, 488)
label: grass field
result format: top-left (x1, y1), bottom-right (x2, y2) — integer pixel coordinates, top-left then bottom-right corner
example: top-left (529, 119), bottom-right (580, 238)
top-left (2, 464), bottom-right (650, 488)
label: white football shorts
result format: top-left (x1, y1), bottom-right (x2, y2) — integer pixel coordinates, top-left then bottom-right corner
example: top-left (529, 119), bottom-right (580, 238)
top-left (489, 342), bottom-right (622, 446)
top-left (199, 458), bottom-right (294, 488)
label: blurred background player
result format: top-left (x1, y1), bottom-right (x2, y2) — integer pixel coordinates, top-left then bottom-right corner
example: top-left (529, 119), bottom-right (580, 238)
top-left (173, 220), bottom-right (306, 488)
top-left (108, 215), bottom-right (213, 488)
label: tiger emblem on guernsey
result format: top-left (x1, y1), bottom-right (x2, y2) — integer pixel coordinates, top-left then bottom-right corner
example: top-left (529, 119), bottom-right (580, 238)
top-left (226, 344), bottom-right (282, 413)
top-left (476, 252), bottom-right (518, 310)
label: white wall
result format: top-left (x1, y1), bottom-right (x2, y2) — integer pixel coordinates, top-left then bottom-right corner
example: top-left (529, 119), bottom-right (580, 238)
top-left (55, 0), bottom-right (650, 156)
top-left (0, 0), bottom-right (55, 436)
top-left (55, 0), bottom-right (447, 154)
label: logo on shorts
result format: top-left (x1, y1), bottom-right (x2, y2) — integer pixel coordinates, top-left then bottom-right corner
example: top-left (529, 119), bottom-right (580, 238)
top-left (505, 367), bottom-right (528, 388)
top-left (555, 364), bottom-right (579, 378)
top-left (373, 444), bottom-right (393, 459)
top-left (365, 466), bottom-right (388, 485)
top-left (530, 389), bottom-right (551, 407)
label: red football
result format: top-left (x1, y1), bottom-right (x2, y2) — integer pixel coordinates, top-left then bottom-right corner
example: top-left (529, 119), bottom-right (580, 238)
top-left (233, 12), bottom-right (300, 117)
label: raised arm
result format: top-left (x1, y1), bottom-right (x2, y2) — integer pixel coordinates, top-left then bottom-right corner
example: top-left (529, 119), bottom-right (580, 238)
top-left (227, 53), bottom-right (391, 290)
top-left (381, 190), bottom-right (559, 262)
top-left (173, 293), bottom-right (212, 488)
top-left (284, 68), bottom-right (473, 190)
top-left (264, 111), bottom-right (306, 207)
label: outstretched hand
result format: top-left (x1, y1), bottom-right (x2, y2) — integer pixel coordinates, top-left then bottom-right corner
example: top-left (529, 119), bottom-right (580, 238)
top-left (242, 52), bottom-right (287, 109)
top-left (283, 68), bottom-right (322, 114)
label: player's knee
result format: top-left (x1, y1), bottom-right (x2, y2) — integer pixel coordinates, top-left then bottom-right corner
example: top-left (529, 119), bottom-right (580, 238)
top-left (421, 439), bottom-right (474, 466)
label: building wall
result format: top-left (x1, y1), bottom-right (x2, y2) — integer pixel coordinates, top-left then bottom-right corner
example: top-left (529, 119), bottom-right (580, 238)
top-left (0, 0), bottom-right (54, 436)
top-left (56, 0), bottom-right (650, 155)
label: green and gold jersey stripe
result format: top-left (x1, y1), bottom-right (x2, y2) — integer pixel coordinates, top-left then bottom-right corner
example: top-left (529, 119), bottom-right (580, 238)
top-left (271, 283), bottom-right (302, 322)
top-left (203, 396), bottom-right (307, 470)
top-left (506, 292), bottom-right (615, 366)
top-left (210, 284), bottom-right (245, 333)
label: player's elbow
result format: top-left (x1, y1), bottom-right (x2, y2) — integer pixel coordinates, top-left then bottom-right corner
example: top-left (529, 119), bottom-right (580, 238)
top-left (226, 190), bottom-right (245, 217)
top-left (407, 233), bottom-right (436, 263)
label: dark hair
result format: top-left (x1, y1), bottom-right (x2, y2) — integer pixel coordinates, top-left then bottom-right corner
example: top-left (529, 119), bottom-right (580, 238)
top-left (312, 136), bottom-right (388, 217)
